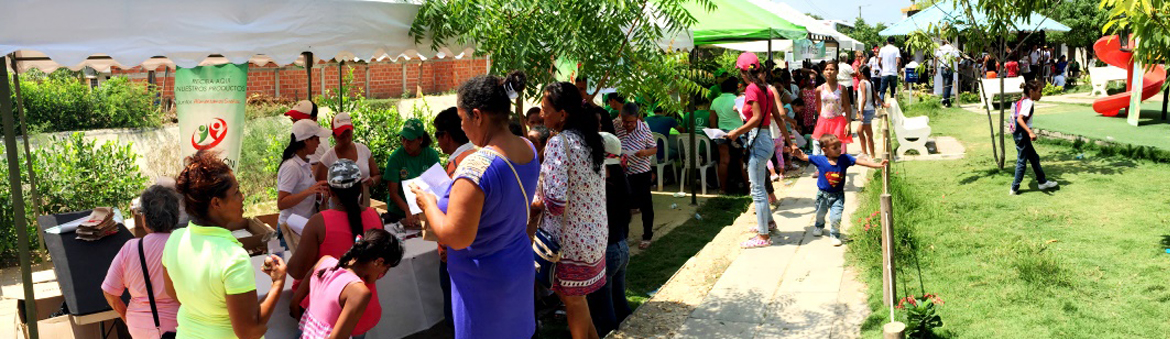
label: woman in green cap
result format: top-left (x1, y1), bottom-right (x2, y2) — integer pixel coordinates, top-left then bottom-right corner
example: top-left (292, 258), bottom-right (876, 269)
top-left (382, 118), bottom-right (440, 228)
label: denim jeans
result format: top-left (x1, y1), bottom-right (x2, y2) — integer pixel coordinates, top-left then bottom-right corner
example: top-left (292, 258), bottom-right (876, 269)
top-left (814, 190), bottom-right (845, 237)
top-left (941, 67), bottom-right (954, 104)
top-left (746, 129), bottom-right (775, 234)
top-left (1011, 132), bottom-right (1047, 191)
top-left (879, 75), bottom-right (898, 102)
top-left (587, 241), bottom-right (632, 337)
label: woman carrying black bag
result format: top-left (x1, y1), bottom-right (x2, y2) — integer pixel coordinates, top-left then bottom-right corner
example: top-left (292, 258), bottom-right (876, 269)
top-left (102, 185), bottom-right (184, 339)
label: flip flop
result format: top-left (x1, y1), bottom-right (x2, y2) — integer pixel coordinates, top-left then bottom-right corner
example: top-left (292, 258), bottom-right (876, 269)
top-left (639, 240), bottom-right (652, 249)
top-left (741, 236), bottom-right (772, 249)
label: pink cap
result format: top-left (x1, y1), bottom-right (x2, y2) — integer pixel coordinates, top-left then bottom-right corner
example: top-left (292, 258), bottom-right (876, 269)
top-left (736, 52), bottom-right (760, 71)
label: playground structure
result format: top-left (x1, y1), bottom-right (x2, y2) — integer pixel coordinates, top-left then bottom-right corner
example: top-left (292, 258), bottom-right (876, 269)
top-left (1091, 35), bottom-right (1167, 117)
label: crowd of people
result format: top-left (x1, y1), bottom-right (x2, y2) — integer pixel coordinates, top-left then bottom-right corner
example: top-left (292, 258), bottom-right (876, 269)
top-left (98, 50), bottom-right (899, 339)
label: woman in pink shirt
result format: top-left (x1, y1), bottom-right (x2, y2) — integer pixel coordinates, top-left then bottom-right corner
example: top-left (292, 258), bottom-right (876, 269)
top-left (294, 229), bottom-right (404, 339)
top-left (102, 185), bottom-right (184, 339)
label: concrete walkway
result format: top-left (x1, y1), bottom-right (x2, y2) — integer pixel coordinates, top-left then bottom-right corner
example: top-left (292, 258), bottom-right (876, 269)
top-left (670, 134), bottom-right (881, 338)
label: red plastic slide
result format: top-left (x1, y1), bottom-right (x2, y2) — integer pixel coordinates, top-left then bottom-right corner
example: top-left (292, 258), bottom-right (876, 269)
top-left (1091, 35), bottom-right (1167, 117)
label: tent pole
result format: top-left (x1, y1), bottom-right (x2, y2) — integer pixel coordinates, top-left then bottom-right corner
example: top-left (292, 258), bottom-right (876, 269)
top-left (304, 52), bottom-right (314, 98)
top-left (0, 55), bottom-right (38, 339)
top-left (338, 60), bottom-right (344, 111)
top-left (689, 48), bottom-right (697, 206)
top-left (8, 54), bottom-right (44, 251)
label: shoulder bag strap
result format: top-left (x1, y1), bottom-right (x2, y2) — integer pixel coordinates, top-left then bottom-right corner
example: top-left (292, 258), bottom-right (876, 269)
top-left (479, 147), bottom-right (530, 218)
top-left (137, 238), bottom-right (162, 329)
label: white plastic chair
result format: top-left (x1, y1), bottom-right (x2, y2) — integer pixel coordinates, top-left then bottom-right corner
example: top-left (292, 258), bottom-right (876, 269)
top-left (651, 132), bottom-right (676, 191)
top-left (677, 133), bottom-right (716, 195)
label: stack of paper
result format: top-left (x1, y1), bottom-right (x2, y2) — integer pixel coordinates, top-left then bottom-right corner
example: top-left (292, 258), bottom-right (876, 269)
top-left (402, 163), bottom-right (454, 215)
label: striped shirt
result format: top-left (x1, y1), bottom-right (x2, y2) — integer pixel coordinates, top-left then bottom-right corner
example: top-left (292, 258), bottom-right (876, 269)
top-left (613, 119), bottom-right (655, 174)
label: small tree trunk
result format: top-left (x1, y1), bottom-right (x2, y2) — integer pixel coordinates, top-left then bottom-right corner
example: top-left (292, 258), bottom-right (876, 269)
top-left (976, 79), bottom-right (1000, 164)
top-left (996, 40), bottom-right (1007, 169)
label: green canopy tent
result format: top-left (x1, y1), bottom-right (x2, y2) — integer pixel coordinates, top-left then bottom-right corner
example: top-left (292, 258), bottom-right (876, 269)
top-left (673, 0), bottom-right (806, 203)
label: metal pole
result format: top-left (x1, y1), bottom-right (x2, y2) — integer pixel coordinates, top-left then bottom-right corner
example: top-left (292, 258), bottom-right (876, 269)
top-left (1, 55), bottom-right (38, 339)
top-left (1162, 85), bottom-right (1167, 121)
top-left (8, 54), bottom-right (44, 251)
top-left (338, 60), bottom-right (344, 112)
top-left (304, 52), bottom-right (314, 98)
top-left (689, 49), bottom-right (698, 205)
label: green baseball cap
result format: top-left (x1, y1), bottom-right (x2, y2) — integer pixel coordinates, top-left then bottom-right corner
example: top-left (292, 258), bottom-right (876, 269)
top-left (399, 118), bottom-right (426, 140)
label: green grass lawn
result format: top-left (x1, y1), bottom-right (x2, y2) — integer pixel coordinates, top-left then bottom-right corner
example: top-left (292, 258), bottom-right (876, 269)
top-left (849, 105), bottom-right (1170, 338)
top-left (1034, 102), bottom-right (1170, 151)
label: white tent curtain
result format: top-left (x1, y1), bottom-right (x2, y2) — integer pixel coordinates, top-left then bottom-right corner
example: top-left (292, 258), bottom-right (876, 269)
top-left (1, 0), bottom-right (473, 72)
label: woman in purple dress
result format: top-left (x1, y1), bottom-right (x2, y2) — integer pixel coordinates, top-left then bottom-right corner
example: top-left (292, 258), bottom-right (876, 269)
top-left (413, 71), bottom-right (538, 339)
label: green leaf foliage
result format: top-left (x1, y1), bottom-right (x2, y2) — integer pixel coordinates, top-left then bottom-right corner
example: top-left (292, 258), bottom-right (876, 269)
top-left (9, 69), bottom-right (163, 133)
top-left (1100, 0), bottom-right (1170, 71)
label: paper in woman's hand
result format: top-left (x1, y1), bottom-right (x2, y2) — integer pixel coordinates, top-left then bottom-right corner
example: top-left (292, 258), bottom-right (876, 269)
top-left (402, 163), bottom-right (453, 215)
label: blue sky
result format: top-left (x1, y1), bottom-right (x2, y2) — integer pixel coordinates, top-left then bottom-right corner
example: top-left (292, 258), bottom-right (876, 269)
top-left (779, 0), bottom-right (915, 25)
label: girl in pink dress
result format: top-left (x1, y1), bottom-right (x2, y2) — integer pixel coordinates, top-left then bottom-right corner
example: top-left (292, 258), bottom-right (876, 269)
top-left (812, 62), bottom-right (854, 156)
top-left (798, 73), bottom-right (819, 135)
top-left (295, 229), bottom-right (404, 339)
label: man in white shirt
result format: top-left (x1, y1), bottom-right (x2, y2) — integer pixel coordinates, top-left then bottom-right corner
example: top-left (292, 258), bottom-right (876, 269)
top-left (867, 51), bottom-right (882, 87)
top-left (934, 41), bottom-right (959, 107)
top-left (836, 52), bottom-right (856, 108)
top-left (878, 36), bottom-right (902, 103)
top-left (1028, 47), bottom-right (1041, 81)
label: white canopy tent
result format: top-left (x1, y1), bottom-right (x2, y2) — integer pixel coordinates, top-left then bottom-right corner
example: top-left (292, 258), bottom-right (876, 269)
top-left (1, 0), bottom-right (473, 72)
top-left (0, 2), bottom-right (474, 338)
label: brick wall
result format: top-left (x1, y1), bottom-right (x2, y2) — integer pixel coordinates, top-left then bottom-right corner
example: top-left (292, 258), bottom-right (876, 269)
top-left (110, 57), bottom-right (489, 101)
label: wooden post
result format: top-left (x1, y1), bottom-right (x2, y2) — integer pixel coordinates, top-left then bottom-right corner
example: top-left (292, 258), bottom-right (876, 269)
top-left (8, 54), bottom-right (45, 251)
top-left (883, 322), bottom-right (906, 339)
top-left (304, 52), bottom-right (314, 98)
top-left (880, 108), bottom-right (897, 308)
top-left (275, 67), bottom-right (281, 98)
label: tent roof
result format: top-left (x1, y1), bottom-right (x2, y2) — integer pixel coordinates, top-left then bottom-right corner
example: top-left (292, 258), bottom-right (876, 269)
top-left (879, 0), bottom-right (1070, 36)
top-left (714, 1), bottom-right (863, 53)
top-left (683, 0), bottom-right (807, 45)
top-left (0, 0), bottom-right (472, 72)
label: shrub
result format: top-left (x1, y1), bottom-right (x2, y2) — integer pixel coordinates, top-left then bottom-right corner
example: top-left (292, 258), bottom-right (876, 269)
top-left (237, 118), bottom-right (290, 213)
top-left (12, 69), bottom-right (162, 132)
top-left (1041, 83), bottom-right (1064, 96)
top-left (0, 133), bottom-right (147, 260)
top-left (958, 92), bottom-right (981, 104)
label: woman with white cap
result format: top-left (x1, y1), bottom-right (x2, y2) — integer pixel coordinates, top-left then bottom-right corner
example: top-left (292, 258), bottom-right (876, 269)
top-left (314, 112), bottom-right (380, 208)
top-left (278, 119), bottom-right (331, 242)
top-left (285, 100), bottom-right (331, 164)
top-left (288, 159), bottom-right (388, 339)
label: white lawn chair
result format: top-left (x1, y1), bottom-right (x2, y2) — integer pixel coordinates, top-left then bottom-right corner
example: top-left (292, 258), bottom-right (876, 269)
top-left (677, 133), bottom-right (715, 195)
top-left (651, 132), bottom-right (676, 191)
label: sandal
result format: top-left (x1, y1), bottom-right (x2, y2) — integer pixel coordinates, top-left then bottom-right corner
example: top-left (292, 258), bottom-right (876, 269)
top-left (768, 221), bottom-right (778, 232)
top-left (741, 236), bottom-right (772, 249)
top-left (639, 240), bottom-right (652, 249)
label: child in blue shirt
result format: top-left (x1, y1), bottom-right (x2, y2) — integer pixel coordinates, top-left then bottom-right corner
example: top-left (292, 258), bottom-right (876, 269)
top-left (793, 134), bottom-right (887, 246)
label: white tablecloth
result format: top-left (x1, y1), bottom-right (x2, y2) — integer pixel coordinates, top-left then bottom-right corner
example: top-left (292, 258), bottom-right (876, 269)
top-left (252, 236), bottom-right (444, 339)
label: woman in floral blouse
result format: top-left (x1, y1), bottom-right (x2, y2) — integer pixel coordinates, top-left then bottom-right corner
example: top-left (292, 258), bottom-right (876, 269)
top-left (535, 81), bottom-right (608, 339)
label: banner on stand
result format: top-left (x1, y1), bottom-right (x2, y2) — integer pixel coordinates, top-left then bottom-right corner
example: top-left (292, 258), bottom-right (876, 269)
top-left (175, 64), bottom-right (248, 170)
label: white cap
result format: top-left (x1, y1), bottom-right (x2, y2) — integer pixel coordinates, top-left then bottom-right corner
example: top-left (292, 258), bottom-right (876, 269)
top-left (331, 112), bottom-right (354, 136)
top-left (292, 119), bottom-right (326, 142)
top-left (600, 132), bottom-right (623, 165)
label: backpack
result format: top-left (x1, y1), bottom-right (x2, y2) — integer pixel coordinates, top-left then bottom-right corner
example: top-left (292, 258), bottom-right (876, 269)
top-left (1007, 97), bottom-right (1027, 134)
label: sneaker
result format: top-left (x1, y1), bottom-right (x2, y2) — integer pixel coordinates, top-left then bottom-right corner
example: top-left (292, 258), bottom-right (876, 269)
top-left (741, 236), bottom-right (772, 249)
top-left (831, 235), bottom-right (843, 246)
top-left (1039, 181), bottom-right (1059, 190)
top-left (1009, 189), bottom-right (1018, 196)
top-left (812, 227), bottom-right (824, 237)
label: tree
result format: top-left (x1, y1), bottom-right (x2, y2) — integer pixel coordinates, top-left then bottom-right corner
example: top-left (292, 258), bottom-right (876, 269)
top-left (409, 0), bottom-right (713, 116)
top-left (1100, 0), bottom-right (1170, 70)
top-left (1048, 0), bottom-right (1109, 64)
top-left (928, 0), bottom-right (1061, 169)
top-left (851, 17), bottom-right (890, 52)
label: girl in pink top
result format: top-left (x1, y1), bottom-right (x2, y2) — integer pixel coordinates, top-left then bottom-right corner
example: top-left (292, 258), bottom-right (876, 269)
top-left (288, 159), bottom-right (386, 336)
top-left (102, 185), bottom-right (183, 339)
top-left (812, 62), bottom-right (854, 156)
top-left (295, 229), bottom-right (404, 339)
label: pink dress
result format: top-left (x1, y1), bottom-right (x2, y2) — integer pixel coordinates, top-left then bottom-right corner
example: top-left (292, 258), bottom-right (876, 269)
top-left (101, 233), bottom-right (179, 339)
top-left (813, 84), bottom-right (854, 144)
top-left (800, 88), bottom-right (818, 134)
top-left (299, 257), bottom-right (367, 339)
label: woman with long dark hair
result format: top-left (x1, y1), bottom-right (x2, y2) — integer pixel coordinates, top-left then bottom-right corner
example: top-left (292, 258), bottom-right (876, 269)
top-left (279, 120), bottom-right (331, 242)
top-left (162, 151), bottom-right (286, 339)
top-left (536, 81), bottom-right (608, 339)
top-left (413, 71), bottom-right (540, 339)
top-left (287, 159), bottom-right (386, 338)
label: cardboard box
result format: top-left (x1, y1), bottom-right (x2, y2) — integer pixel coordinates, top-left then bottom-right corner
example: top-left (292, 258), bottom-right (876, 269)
top-left (233, 218), bottom-right (276, 256)
top-left (14, 295), bottom-right (120, 339)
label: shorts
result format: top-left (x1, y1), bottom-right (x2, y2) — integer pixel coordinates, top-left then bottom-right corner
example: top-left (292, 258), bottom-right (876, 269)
top-left (861, 109), bottom-right (875, 125)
